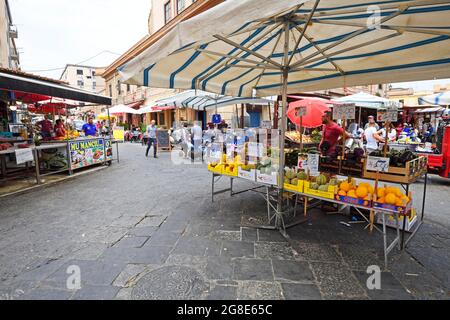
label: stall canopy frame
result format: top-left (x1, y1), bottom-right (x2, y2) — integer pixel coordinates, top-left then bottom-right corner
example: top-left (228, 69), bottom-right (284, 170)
top-left (119, 0), bottom-right (450, 224)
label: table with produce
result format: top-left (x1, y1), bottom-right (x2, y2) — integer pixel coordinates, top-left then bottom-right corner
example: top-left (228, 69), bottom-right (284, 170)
top-left (206, 127), bottom-right (428, 267)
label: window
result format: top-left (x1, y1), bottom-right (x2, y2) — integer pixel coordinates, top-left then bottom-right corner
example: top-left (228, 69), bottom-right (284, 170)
top-left (77, 80), bottom-right (84, 87)
top-left (127, 84), bottom-right (131, 93)
top-left (164, 1), bottom-right (172, 24)
top-left (92, 70), bottom-right (96, 77)
top-left (93, 82), bottom-right (96, 90)
top-left (159, 112), bottom-right (165, 126)
top-left (176, 0), bottom-right (185, 14)
top-left (117, 80), bottom-right (122, 95)
top-left (109, 84), bottom-right (112, 97)
top-left (76, 69), bottom-right (83, 75)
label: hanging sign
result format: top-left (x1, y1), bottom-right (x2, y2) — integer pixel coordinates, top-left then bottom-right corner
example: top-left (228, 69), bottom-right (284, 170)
top-left (296, 106), bottom-right (307, 117)
top-left (333, 103), bottom-right (356, 120)
top-left (307, 153), bottom-right (320, 175)
top-left (247, 142), bottom-right (264, 158)
top-left (15, 148), bottom-right (34, 164)
top-left (377, 110), bottom-right (398, 122)
top-left (212, 114), bottom-right (222, 124)
top-left (366, 156), bottom-right (390, 172)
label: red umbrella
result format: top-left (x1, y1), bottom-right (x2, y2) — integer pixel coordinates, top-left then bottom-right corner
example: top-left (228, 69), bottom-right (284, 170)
top-left (287, 98), bottom-right (332, 128)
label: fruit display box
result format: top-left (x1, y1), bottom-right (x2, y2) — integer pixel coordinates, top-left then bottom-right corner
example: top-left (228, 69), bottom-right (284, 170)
top-left (335, 194), bottom-right (372, 207)
top-left (256, 170), bottom-right (278, 186)
top-left (304, 181), bottom-right (337, 200)
top-left (222, 164), bottom-right (238, 177)
top-left (284, 180), bottom-right (304, 193)
top-left (208, 163), bottom-right (223, 175)
top-left (363, 156), bottom-right (427, 184)
top-left (376, 210), bottom-right (417, 231)
top-left (373, 200), bottom-right (412, 215)
top-left (238, 167), bottom-right (256, 181)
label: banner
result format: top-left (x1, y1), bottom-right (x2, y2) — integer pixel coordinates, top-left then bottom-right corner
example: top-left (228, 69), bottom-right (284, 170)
top-left (69, 138), bottom-right (105, 170)
top-left (105, 139), bottom-right (113, 161)
top-left (113, 126), bottom-right (125, 142)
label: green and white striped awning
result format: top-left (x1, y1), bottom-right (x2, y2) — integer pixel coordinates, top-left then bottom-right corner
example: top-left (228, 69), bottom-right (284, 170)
top-left (119, 0), bottom-right (450, 97)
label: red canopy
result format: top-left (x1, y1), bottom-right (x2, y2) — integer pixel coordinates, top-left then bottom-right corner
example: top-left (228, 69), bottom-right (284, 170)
top-left (12, 91), bottom-right (50, 103)
top-left (28, 104), bottom-right (67, 116)
top-left (287, 99), bottom-right (332, 128)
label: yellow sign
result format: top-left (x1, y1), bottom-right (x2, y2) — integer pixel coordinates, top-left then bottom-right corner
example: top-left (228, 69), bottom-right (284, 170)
top-left (113, 126), bottom-right (125, 142)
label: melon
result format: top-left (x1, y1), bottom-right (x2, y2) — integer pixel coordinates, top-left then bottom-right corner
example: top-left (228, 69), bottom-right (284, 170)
top-left (318, 185), bottom-right (329, 192)
top-left (291, 178), bottom-right (299, 185)
top-left (310, 183), bottom-right (319, 190)
top-left (316, 174), bottom-right (328, 186)
top-left (329, 178), bottom-right (338, 186)
top-left (297, 171), bottom-right (307, 180)
top-left (285, 178), bottom-right (291, 185)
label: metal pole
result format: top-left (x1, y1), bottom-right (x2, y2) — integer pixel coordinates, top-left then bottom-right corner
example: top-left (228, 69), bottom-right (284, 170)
top-left (277, 21), bottom-right (290, 223)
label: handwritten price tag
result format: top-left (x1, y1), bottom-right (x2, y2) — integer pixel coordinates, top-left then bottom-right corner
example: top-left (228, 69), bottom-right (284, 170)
top-left (377, 110), bottom-right (398, 122)
top-left (15, 148), bottom-right (34, 165)
top-left (333, 103), bottom-right (356, 120)
top-left (366, 156), bottom-right (390, 172)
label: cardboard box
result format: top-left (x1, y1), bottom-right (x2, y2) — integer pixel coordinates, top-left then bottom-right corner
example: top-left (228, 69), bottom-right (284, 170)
top-left (335, 194), bottom-right (372, 207)
top-left (256, 170), bottom-right (278, 186)
top-left (208, 163), bottom-right (223, 175)
top-left (238, 167), bottom-right (256, 181)
top-left (373, 200), bottom-right (412, 215)
top-left (222, 164), bottom-right (238, 177)
top-left (376, 210), bottom-right (417, 231)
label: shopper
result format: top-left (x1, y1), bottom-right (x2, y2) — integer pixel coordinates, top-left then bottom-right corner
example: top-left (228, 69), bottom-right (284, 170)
top-left (363, 116), bottom-right (379, 154)
top-left (180, 123), bottom-right (190, 159)
top-left (191, 122), bottom-right (203, 162)
top-left (364, 115), bottom-right (380, 130)
top-left (375, 122), bottom-right (397, 143)
top-left (54, 119), bottom-right (66, 138)
top-left (146, 120), bottom-right (158, 158)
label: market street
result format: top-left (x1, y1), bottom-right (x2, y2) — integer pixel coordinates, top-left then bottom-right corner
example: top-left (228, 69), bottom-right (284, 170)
top-left (0, 143), bottom-right (448, 300)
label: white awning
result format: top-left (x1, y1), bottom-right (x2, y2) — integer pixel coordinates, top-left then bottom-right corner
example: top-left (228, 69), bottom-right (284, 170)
top-left (419, 91), bottom-right (450, 106)
top-left (108, 104), bottom-right (140, 114)
top-left (335, 92), bottom-right (400, 109)
top-left (414, 106), bottom-right (445, 113)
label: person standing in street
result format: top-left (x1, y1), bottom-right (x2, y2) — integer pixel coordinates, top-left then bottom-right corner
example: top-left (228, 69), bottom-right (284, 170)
top-left (319, 111), bottom-right (350, 156)
top-left (191, 121), bottom-right (203, 162)
top-left (363, 116), bottom-right (379, 154)
top-left (146, 120), bottom-right (158, 158)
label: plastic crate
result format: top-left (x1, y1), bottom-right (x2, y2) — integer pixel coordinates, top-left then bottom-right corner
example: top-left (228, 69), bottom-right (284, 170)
top-left (284, 179), bottom-right (304, 193)
top-left (304, 181), bottom-right (337, 200)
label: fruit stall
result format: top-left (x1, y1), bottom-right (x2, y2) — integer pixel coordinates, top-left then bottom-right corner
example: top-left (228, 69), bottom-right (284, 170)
top-left (206, 100), bottom-right (429, 267)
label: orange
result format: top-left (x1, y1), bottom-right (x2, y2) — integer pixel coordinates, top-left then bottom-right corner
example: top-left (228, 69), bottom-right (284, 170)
top-left (340, 181), bottom-right (351, 193)
top-left (385, 193), bottom-right (397, 205)
top-left (338, 190), bottom-right (347, 196)
top-left (347, 190), bottom-right (356, 198)
top-left (377, 197), bottom-right (385, 204)
top-left (367, 185), bottom-right (374, 194)
top-left (356, 186), bottom-right (368, 199)
top-left (395, 199), bottom-right (404, 206)
top-left (377, 188), bottom-right (385, 199)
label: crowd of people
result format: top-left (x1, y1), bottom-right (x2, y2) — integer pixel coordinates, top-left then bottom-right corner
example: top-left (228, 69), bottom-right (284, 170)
top-left (319, 112), bottom-right (437, 157)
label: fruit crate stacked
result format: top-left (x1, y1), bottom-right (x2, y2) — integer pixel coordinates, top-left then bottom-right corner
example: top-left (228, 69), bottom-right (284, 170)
top-left (302, 173), bottom-right (339, 200)
top-left (335, 179), bottom-right (374, 207)
top-left (283, 167), bottom-right (304, 192)
top-left (363, 156), bottom-right (428, 183)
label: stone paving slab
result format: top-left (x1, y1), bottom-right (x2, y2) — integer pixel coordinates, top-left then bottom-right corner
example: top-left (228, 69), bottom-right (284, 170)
top-left (1, 144), bottom-right (449, 300)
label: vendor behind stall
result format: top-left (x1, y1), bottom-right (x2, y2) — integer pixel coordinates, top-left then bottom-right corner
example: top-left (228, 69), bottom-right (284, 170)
top-left (54, 119), bottom-right (66, 138)
top-left (37, 114), bottom-right (53, 138)
top-left (82, 117), bottom-right (97, 137)
top-left (320, 111), bottom-right (351, 156)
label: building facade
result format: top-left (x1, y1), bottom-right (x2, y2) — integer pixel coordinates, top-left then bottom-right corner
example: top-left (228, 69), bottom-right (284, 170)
top-left (60, 64), bottom-right (106, 114)
top-left (103, 0), bottom-right (224, 129)
top-left (0, 0), bottom-right (20, 70)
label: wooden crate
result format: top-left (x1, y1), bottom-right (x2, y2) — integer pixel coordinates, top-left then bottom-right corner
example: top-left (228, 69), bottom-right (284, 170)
top-left (363, 156), bottom-right (427, 184)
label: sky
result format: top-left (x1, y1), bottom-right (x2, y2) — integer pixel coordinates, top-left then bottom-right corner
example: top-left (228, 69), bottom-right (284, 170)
top-left (10, 0), bottom-right (152, 79)
top-left (8, 0), bottom-right (450, 91)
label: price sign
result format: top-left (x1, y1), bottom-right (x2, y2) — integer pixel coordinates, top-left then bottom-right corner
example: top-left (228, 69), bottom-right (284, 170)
top-left (307, 153), bottom-right (319, 173)
top-left (333, 103), bottom-right (356, 120)
top-left (366, 156), bottom-right (390, 172)
top-left (377, 110), bottom-right (398, 122)
top-left (248, 142), bottom-right (264, 158)
top-left (15, 148), bottom-right (34, 164)
top-left (296, 106), bottom-right (307, 117)
top-left (226, 144), bottom-right (235, 161)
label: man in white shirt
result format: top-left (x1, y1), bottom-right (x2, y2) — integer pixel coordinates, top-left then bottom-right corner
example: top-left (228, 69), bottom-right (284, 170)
top-left (364, 116), bottom-right (379, 154)
top-left (191, 122), bottom-right (203, 162)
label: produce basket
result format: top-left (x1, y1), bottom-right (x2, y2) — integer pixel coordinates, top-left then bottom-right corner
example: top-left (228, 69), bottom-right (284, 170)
top-left (284, 179), bottom-right (304, 193)
top-left (208, 163), bottom-right (223, 175)
top-left (222, 164), bottom-right (238, 177)
top-left (335, 194), bottom-right (372, 207)
top-left (363, 156), bottom-right (427, 184)
top-left (304, 181), bottom-right (337, 200)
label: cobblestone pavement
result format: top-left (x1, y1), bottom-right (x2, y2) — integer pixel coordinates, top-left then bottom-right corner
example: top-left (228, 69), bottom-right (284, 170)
top-left (0, 143), bottom-right (449, 300)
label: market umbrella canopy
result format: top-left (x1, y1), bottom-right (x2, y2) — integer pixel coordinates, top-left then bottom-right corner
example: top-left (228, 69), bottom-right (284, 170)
top-left (335, 92), bottom-right (399, 109)
top-left (119, 0), bottom-right (450, 97)
top-left (419, 91), bottom-right (450, 105)
top-left (155, 90), bottom-right (216, 108)
top-left (108, 104), bottom-right (140, 114)
top-left (287, 98), bottom-right (332, 128)
top-left (182, 95), bottom-right (274, 111)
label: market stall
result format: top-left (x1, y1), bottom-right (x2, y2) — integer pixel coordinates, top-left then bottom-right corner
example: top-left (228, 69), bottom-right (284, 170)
top-left (118, 0), bottom-right (450, 267)
top-left (0, 68), bottom-right (115, 192)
